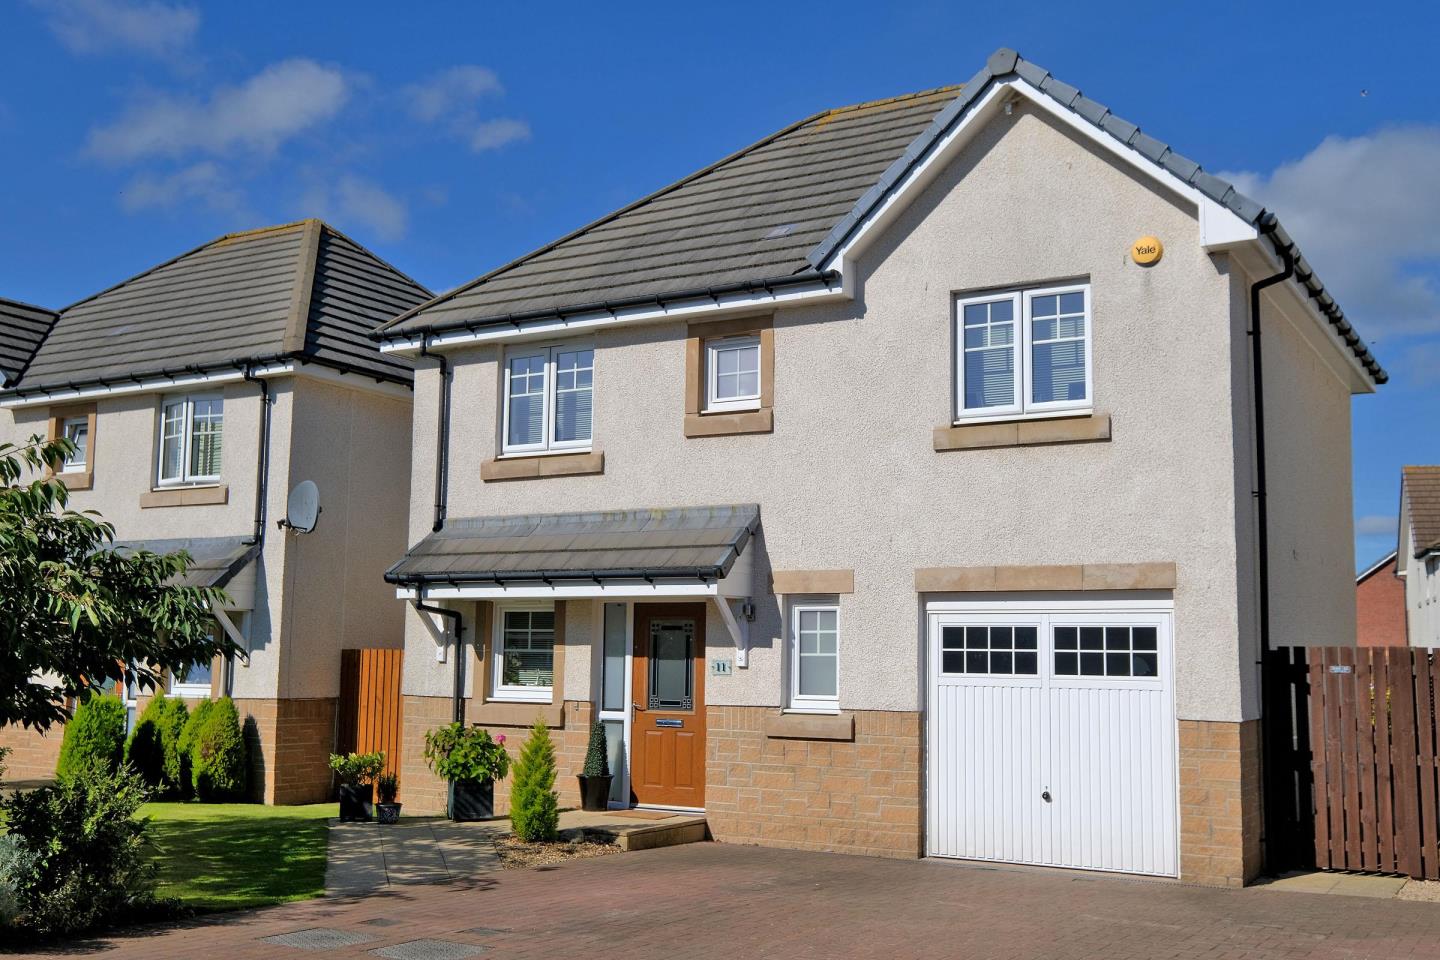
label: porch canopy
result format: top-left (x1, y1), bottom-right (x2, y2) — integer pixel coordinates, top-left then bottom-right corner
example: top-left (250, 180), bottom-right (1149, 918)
top-left (112, 536), bottom-right (259, 592)
top-left (385, 504), bottom-right (759, 601)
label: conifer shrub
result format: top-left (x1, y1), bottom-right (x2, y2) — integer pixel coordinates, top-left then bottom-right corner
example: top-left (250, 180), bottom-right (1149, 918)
top-left (508, 716), bottom-right (559, 842)
top-left (124, 696), bottom-right (189, 796)
top-left (187, 697), bottom-right (247, 801)
top-left (54, 695), bottom-right (125, 780)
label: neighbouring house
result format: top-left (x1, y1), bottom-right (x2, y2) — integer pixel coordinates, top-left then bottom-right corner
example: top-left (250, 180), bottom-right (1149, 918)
top-left (373, 48), bottom-right (1382, 887)
top-left (0, 220), bottom-right (429, 802)
top-left (1398, 466), bottom-right (1440, 648)
top-left (1356, 550), bottom-right (1407, 647)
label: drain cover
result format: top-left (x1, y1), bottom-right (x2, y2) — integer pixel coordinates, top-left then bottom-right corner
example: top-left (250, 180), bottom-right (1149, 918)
top-left (261, 927), bottom-right (380, 950)
top-left (372, 940), bottom-right (488, 960)
top-left (362, 917), bottom-right (403, 927)
top-left (461, 927), bottom-right (508, 936)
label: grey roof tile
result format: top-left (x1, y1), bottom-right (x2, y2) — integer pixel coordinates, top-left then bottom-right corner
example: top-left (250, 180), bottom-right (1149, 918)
top-left (0, 297), bottom-right (58, 387)
top-left (8, 221), bottom-right (431, 394)
top-left (386, 504), bottom-right (760, 584)
top-left (1403, 466), bottom-right (1440, 557)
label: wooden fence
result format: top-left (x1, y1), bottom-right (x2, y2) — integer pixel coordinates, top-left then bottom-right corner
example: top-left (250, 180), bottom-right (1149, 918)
top-left (1265, 646), bottom-right (1440, 878)
top-left (336, 648), bottom-right (404, 787)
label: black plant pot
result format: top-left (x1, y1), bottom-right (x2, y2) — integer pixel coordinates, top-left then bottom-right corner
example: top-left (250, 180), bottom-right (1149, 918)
top-left (577, 774), bottom-right (613, 812)
top-left (448, 778), bottom-right (494, 821)
top-left (338, 783), bottom-right (374, 822)
top-left (376, 802), bottom-right (403, 825)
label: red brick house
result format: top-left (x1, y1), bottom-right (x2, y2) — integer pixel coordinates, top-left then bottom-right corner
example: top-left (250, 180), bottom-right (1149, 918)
top-left (1356, 551), bottom-right (1407, 647)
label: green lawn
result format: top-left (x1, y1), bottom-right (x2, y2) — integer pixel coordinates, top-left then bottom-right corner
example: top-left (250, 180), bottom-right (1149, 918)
top-left (141, 802), bottom-right (336, 911)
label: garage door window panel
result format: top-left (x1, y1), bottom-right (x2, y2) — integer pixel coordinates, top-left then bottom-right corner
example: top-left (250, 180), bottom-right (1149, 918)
top-left (1053, 624), bottom-right (1160, 679)
top-left (939, 623), bottom-right (1039, 677)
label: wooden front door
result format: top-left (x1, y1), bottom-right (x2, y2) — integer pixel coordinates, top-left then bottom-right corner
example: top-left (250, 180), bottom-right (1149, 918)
top-left (631, 603), bottom-right (706, 808)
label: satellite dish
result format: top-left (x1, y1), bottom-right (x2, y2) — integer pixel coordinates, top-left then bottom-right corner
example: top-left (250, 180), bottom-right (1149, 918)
top-left (279, 480), bottom-right (321, 534)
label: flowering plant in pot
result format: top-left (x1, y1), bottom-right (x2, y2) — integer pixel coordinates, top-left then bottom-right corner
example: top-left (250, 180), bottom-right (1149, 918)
top-left (329, 751), bottom-right (384, 822)
top-left (576, 720), bottom-right (612, 811)
top-left (375, 772), bottom-right (402, 824)
top-left (423, 723), bottom-right (510, 822)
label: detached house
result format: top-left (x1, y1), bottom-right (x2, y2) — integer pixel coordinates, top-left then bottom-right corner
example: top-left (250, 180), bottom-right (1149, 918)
top-left (375, 48), bottom-right (1382, 888)
top-left (1398, 466), bottom-right (1440, 647)
top-left (0, 221), bottom-right (429, 803)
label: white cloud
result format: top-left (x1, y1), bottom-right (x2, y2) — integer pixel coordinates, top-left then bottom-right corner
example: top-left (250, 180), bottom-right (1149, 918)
top-left (303, 175), bottom-right (408, 241)
top-left (1355, 514), bottom-right (1398, 537)
top-left (469, 117), bottom-right (531, 152)
top-left (405, 65), bottom-right (530, 154)
top-left (30, 0), bottom-right (198, 58)
top-left (118, 161), bottom-right (244, 213)
top-left (87, 59), bottom-right (350, 162)
top-left (405, 66), bottom-right (502, 123)
top-left (1221, 126), bottom-right (1440, 341)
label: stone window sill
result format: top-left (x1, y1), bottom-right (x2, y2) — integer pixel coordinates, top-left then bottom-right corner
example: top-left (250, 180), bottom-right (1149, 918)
top-left (140, 484), bottom-right (229, 508)
top-left (933, 413), bottom-right (1111, 452)
top-left (763, 711), bottom-right (854, 742)
top-left (55, 471), bottom-right (93, 491)
top-left (684, 407), bottom-right (773, 438)
top-left (470, 699), bottom-right (565, 728)
top-left (481, 450), bottom-right (604, 481)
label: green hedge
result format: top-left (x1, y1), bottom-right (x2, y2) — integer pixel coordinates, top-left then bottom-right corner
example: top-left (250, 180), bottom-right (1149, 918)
top-left (124, 696), bottom-right (189, 797)
top-left (55, 695), bottom-right (126, 781)
top-left (185, 698), bottom-right (247, 801)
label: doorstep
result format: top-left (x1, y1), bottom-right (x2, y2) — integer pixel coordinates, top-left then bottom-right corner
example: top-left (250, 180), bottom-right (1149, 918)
top-left (1256, 870), bottom-right (1411, 899)
top-left (559, 810), bottom-right (710, 852)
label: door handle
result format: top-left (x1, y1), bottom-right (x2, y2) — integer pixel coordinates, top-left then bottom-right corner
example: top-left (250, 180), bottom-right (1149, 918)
top-left (1041, 790), bottom-right (1052, 803)
top-left (632, 702), bottom-right (645, 713)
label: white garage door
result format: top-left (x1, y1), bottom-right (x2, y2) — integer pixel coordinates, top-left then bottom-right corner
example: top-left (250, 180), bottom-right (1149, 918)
top-left (926, 601), bottom-right (1177, 877)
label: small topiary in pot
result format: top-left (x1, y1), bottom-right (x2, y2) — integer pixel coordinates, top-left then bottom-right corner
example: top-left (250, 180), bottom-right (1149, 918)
top-left (576, 719), bottom-right (612, 812)
top-left (375, 771), bottom-right (402, 824)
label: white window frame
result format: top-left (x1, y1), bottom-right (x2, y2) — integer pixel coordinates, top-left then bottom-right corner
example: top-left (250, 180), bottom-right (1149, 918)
top-left (955, 283), bottom-right (1092, 423)
top-left (156, 393), bottom-right (223, 486)
top-left (501, 343), bottom-right (593, 455)
top-left (788, 601), bottom-right (840, 714)
top-left (704, 335), bottom-right (762, 413)
top-left (60, 416), bottom-right (88, 472)
top-left (491, 601), bottom-right (556, 703)
top-left (169, 655), bottom-right (214, 699)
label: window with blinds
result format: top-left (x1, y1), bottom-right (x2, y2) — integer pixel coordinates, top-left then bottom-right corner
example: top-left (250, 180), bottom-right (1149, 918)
top-left (495, 607), bottom-right (556, 698)
top-left (503, 344), bottom-right (594, 454)
top-left (157, 394), bottom-right (223, 485)
top-left (955, 284), bottom-right (1091, 420)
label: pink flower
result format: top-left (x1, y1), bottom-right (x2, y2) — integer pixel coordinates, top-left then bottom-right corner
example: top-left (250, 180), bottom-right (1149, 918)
top-left (497, 735), bottom-right (506, 744)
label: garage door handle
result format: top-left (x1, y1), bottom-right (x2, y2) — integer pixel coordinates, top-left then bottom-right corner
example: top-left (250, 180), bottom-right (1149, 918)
top-left (1041, 790), bottom-right (1052, 803)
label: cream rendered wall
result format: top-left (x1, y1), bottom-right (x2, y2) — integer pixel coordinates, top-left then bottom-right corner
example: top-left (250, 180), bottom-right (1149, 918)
top-left (275, 376), bottom-right (413, 698)
top-left (401, 101), bottom-right (1256, 721)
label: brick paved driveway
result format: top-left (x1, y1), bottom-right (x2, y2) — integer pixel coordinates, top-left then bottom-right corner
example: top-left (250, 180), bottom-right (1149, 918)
top-left (15, 844), bottom-right (1440, 959)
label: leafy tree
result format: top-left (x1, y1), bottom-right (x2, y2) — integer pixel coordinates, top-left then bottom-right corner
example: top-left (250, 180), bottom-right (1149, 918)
top-left (54, 694), bottom-right (126, 779)
top-left (509, 716), bottom-right (559, 842)
top-left (0, 436), bottom-right (235, 731)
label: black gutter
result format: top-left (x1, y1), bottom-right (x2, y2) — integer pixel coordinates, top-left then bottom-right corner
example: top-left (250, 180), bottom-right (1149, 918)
top-left (1, 353), bottom-right (413, 400)
top-left (385, 566), bottom-right (728, 587)
top-left (374, 270), bottom-right (840, 346)
top-left (419, 339), bottom-right (451, 532)
top-left (1251, 218), bottom-right (1294, 874)
top-left (415, 596), bottom-right (466, 723)
top-left (242, 366), bottom-right (272, 547)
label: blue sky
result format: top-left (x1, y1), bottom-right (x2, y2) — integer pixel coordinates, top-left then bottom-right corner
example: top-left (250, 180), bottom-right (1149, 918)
top-left (2, 1), bottom-right (1437, 569)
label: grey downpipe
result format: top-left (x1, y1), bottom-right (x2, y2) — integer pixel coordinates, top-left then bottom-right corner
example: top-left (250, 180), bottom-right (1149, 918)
top-left (419, 339), bottom-right (451, 533)
top-left (415, 595), bottom-right (466, 723)
top-left (242, 366), bottom-right (272, 546)
top-left (1250, 220), bottom-right (1294, 872)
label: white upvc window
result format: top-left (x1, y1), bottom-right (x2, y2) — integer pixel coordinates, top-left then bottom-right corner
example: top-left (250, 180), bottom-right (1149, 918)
top-left (492, 603), bottom-right (556, 701)
top-left (502, 344), bottom-right (593, 454)
top-left (60, 417), bottom-right (88, 472)
top-left (956, 283), bottom-right (1091, 421)
top-left (169, 656), bottom-right (214, 699)
top-left (789, 602), bottom-right (840, 713)
top-left (704, 335), bottom-right (761, 412)
top-left (157, 394), bottom-right (223, 485)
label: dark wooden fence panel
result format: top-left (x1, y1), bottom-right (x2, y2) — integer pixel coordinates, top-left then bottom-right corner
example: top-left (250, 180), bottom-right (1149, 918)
top-left (336, 648), bottom-right (404, 791)
top-left (1266, 645), bottom-right (1440, 878)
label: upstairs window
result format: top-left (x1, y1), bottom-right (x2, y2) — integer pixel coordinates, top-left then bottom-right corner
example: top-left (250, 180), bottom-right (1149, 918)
top-left (60, 416), bottom-right (89, 472)
top-left (503, 345), bottom-right (593, 454)
top-left (158, 394), bottom-right (223, 486)
top-left (705, 335), bottom-right (762, 412)
top-left (956, 284), bottom-right (1091, 420)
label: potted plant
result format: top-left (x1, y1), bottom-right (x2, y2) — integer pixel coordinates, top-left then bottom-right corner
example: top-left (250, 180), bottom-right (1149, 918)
top-left (375, 771), bottom-right (402, 824)
top-left (576, 719), bottom-right (612, 811)
top-left (329, 751), bottom-right (384, 822)
top-left (423, 723), bottom-right (510, 821)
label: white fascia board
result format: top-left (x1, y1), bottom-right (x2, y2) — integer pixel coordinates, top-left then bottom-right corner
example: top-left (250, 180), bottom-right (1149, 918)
top-left (0, 362), bottom-right (294, 409)
top-left (378, 277), bottom-right (846, 356)
top-left (821, 80), bottom-right (1257, 281)
top-left (394, 579), bottom-right (721, 600)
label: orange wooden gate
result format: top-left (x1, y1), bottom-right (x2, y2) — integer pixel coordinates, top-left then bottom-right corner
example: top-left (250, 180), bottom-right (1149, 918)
top-left (1265, 646), bottom-right (1440, 877)
top-left (337, 648), bottom-right (404, 787)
